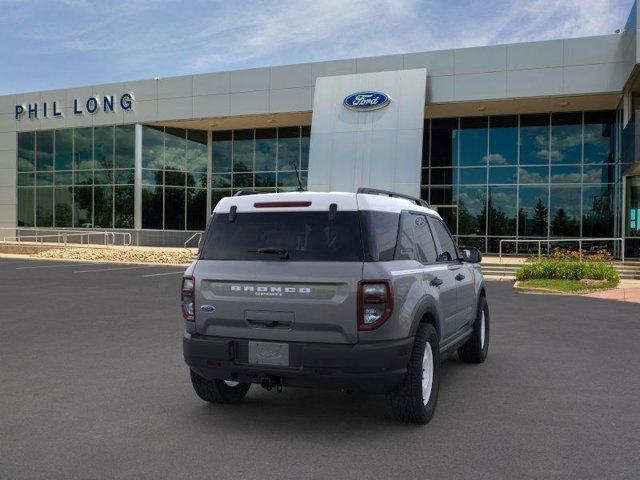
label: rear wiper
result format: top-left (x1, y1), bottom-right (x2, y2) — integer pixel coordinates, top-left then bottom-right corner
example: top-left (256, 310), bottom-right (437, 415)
top-left (248, 247), bottom-right (289, 259)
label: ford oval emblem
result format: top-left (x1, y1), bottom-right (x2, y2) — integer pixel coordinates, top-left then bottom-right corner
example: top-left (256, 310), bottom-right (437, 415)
top-left (200, 305), bottom-right (215, 312)
top-left (343, 91), bottom-right (390, 111)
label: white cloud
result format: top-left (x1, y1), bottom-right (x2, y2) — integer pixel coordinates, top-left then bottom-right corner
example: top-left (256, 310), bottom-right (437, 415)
top-left (1, 0), bottom-right (634, 92)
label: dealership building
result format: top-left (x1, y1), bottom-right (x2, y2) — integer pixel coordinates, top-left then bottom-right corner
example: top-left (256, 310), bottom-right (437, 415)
top-left (2, 5), bottom-right (640, 256)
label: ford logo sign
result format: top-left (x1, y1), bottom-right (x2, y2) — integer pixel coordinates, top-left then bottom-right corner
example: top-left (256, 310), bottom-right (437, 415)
top-left (343, 91), bottom-right (390, 111)
top-left (200, 305), bottom-right (215, 312)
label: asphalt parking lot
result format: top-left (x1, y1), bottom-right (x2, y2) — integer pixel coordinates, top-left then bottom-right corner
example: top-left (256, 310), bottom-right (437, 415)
top-left (1, 258), bottom-right (639, 480)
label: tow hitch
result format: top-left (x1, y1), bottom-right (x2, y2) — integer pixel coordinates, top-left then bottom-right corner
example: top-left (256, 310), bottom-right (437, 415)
top-left (260, 376), bottom-right (283, 392)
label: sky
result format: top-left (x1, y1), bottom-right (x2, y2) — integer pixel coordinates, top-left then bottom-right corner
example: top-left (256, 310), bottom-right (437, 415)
top-left (0, 0), bottom-right (636, 95)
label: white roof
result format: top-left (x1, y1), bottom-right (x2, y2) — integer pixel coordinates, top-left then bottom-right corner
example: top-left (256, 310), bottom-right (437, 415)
top-left (214, 191), bottom-right (440, 217)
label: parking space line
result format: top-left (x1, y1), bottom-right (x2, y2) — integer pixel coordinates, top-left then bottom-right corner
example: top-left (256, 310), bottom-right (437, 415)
top-left (142, 271), bottom-right (184, 277)
top-left (74, 265), bottom-right (162, 273)
top-left (16, 262), bottom-right (96, 270)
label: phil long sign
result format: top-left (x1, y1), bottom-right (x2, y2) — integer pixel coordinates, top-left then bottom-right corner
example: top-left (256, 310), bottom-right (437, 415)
top-left (15, 93), bottom-right (134, 120)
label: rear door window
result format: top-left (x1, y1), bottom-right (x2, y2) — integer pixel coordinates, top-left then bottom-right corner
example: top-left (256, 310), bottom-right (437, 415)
top-left (395, 212), bottom-right (418, 261)
top-left (200, 211), bottom-right (363, 261)
top-left (429, 217), bottom-right (458, 262)
top-left (360, 211), bottom-right (399, 261)
top-left (411, 214), bottom-right (438, 263)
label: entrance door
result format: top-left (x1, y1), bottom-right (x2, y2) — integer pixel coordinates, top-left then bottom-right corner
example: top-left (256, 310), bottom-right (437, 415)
top-left (625, 175), bottom-right (640, 258)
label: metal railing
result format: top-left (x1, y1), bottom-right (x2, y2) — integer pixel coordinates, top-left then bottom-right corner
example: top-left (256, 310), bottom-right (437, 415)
top-left (498, 238), bottom-right (625, 262)
top-left (1, 229), bottom-right (132, 248)
top-left (183, 232), bottom-right (202, 250)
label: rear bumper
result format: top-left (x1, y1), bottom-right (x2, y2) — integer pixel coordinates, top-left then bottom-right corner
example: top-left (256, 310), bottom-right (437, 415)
top-left (183, 332), bottom-right (414, 394)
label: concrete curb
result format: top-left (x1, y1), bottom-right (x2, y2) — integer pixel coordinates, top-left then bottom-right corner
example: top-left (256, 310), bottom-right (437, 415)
top-left (513, 280), bottom-right (618, 296)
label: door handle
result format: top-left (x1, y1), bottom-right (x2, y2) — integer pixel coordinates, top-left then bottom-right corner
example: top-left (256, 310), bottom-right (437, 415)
top-left (430, 277), bottom-right (443, 287)
top-left (455, 273), bottom-right (465, 281)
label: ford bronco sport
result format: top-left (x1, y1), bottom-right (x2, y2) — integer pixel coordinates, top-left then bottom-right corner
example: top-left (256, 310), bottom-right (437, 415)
top-left (182, 188), bottom-right (489, 424)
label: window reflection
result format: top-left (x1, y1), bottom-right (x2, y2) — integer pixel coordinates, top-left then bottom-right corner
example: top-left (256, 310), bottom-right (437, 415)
top-left (550, 165), bottom-right (581, 183)
top-left (551, 113), bottom-right (582, 164)
top-left (211, 126), bottom-right (310, 212)
top-left (233, 129), bottom-right (253, 172)
top-left (488, 116), bottom-right (517, 166)
top-left (488, 186), bottom-right (517, 236)
top-left (255, 128), bottom-right (277, 171)
top-left (430, 118), bottom-right (457, 168)
top-left (36, 131), bottom-right (54, 171)
top-left (550, 186), bottom-right (580, 237)
top-left (17, 126), bottom-right (135, 229)
top-left (458, 186), bottom-right (486, 235)
top-left (584, 111), bottom-right (615, 164)
top-left (458, 117), bottom-right (487, 167)
top-left (518, 186), bottom-right (549, 237)
top-left (582, 184), bottom-right (614, 237)
top-left (55, 130), bottom-right (73, 171)
top-left (520, 114), bottom-right (549, 165)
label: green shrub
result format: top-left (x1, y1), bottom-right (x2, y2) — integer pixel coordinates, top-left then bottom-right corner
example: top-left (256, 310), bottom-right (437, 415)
top-left (515, 259), bottom-right (619, 283)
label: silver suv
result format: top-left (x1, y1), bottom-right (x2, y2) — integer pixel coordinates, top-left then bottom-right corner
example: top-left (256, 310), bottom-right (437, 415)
top-left (182, 188), bottom-right (489, 424)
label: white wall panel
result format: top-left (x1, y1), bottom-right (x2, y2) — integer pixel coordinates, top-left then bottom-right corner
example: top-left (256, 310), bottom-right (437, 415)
top-left (564, 35), bottom-right (622, 66)
top-left (270, 64), bottom-right (312, 89)
top-left (0, 95), bottom-right (15, 115)
top-left (158, 76), bottom-right (193, 99)
top-left (507, 67), bottom-right (563, 97)
top-left (507, 40), bottom-right (564, 70)
top-left (157, 97), bottom-right (193, 119)
top-left (308, 68), bottom-right (426, 195)
top-left (454, 71), bottom-right (507, 101)
top-left (269, 87), bottom-right (312, 113)
top-left (454, 45), bottom-right (507, 74)
top-left (563, 63), bottom-right (622, 94)
top-left (311, 59), bottom-right (357, 83)
top-left (193, 72), bottom-right (230, 96)
top-left (229, 67), bottom-right (270, 93)
top-left (356, 55), bottom-right (404, 74)
top-left (229, 91), bottom-right (269, 115)
top-left (403, 50), bottom-right (455, 76)
top-left (193, 94), bottom-right (230, 118)
top-left (0, 132), bottom-right (15, 152)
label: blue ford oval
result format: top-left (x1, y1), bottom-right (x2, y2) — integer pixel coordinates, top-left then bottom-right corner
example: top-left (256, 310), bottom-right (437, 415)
top-left (343, 91), bottom-right (390, 111)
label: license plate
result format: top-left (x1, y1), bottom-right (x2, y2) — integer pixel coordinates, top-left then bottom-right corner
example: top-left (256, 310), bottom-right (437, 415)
top-left (248, 341), bottom-right (289, 367)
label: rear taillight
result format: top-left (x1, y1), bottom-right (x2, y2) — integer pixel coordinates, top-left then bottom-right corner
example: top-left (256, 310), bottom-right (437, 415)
top-left (181, 276), bottom-right (195, 322)
top-left (358, 280), bottom-right (393, 331)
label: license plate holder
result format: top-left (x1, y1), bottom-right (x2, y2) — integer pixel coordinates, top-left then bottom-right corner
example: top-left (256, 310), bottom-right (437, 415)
top-left (248, 341), bottom-right (289, 367)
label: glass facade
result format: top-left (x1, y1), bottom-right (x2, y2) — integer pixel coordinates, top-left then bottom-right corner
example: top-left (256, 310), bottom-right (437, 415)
top-left (211, 126), bottom-right (310, 208)
top-left (17, 124), bottom-right (310, 232)
top-left (15, 114), bottom-right (625, 251)
top-left (17, 125), bottom-right (135, 228)
top-left (141, 126), bottom-right (208, 230)
top-left (422, 111), bottom-right (621, 253)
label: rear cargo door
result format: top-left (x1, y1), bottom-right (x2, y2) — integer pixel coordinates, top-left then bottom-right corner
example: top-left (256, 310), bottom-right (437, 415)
top-left (193, 206), bottom-right (365, 344)
top-left (194, 261), bottom-right (362, 344)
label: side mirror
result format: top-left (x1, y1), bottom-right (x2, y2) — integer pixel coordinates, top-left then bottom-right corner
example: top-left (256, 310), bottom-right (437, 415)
top-left (462, 246), bottom-right (482, 264)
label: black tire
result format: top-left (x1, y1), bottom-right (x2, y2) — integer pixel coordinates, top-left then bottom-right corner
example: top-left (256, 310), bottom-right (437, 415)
top-left (386, 323), bottom-right (440, 424)
top-left (458, 295), bottom-right (489, 364)
top-left (189, 370), bottom-right (251, 404)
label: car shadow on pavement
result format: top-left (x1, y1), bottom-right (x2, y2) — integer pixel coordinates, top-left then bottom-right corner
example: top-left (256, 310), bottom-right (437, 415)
top-left (175, 355), bottom-right (471, 435)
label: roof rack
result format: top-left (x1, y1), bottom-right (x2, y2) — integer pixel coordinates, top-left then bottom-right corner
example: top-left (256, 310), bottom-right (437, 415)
top-left (233, 190), bottom-right (262, 197)
top-left (357, 187), bottom-right (430, 208)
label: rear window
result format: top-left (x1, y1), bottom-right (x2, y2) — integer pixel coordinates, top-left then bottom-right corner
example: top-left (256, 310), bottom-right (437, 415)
top-left (200, 211), bottom-right (364, 262)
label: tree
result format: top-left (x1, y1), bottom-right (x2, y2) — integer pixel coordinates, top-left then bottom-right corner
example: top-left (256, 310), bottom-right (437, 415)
top-left (551, 208), bottom-right (579, 237)
top-left (532, 198), bottom-right (548, 236)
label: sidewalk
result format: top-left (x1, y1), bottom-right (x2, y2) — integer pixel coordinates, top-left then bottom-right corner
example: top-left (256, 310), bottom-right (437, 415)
top-left (582, 279), bottom-right (640, 304)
